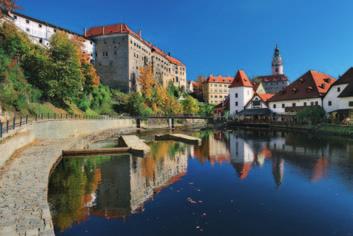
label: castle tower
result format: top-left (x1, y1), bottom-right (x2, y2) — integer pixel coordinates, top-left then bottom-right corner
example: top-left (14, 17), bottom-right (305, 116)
top-left (272, 45), bottom-right (284, 75)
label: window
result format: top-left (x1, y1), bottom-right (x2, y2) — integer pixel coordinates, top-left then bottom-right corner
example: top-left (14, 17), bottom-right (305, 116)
top-left (235, 102), bottom-right (238, 106)
top-left (39, 24), bottom-right (42, 28)
top-left (349, 101), bottom-right (353, 107)
top-left (337, 87), bottom-right (341, 92)
top-left (304, 102), bottom-right (307, 106)
top-left (292, 103), bottom-right (296, 107)
top-left (14, 16), bottom-right (17, 19)
top-left (311, 102), bottom-right (314, 106)
top-left (39, 38), bottom-right (43, 44)
top-left (273, 104), bottom-right (276, 109)
top-left (315, 101), bottom-right (319, 105)
top-left (282, 104), bottom-right (285, 108)
top-left (235, 93), bottom-right (238, 98)
top-left (26, 19), bottom-right (30, 24)
top-left (328, 101), bottom-right (332, 106)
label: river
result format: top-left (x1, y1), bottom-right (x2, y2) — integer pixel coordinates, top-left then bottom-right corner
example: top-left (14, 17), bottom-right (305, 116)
top-left (48, 129), bottom-right (353, 236)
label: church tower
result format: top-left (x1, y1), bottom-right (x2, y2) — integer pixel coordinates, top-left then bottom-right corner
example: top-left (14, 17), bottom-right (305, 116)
top-left (272, 45), bottom-right (284, 75)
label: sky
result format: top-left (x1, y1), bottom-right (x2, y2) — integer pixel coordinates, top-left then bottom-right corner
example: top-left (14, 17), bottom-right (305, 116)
top-left (17, 0), bottom-right (353, 81)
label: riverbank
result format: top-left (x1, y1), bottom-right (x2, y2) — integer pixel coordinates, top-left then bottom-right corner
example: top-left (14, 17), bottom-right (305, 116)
top-left (0, 128), bottom-right (139, 236)
top-left (226, 122), bottom-right (353, 139)
top-left (0, 119), bottom-right (208, 235)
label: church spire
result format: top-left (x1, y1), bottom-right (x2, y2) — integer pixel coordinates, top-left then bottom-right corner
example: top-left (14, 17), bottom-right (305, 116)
top-left (272, 45), bottom-right (284, 75)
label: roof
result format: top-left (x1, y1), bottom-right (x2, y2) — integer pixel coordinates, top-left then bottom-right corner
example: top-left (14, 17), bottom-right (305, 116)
top-left (254, 74), bottom-right (288, 83)
top-left (258, 93), bottom-right (274, 102)
top-left (206, 75), bottom-right (234, 84)
top-left (334, 67), bottom-right (353, 86)
top-left (229, 70), bottom-right (253, 88)
top-left (86, 23), bottom-right (184, 66)
top-left (269, 70), bottom-right (336, 102)
top-left (335, 67), bottom-right (353, 98)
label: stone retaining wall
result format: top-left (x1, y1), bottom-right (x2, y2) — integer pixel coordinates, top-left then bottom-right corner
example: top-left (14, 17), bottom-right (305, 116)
top-left (0, 119), bottom-right (135, 168)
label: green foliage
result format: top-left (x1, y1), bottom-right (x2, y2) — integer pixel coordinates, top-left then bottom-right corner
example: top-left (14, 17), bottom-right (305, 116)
top-left (198, 103), bottom-right (215, 117)
top-left (296, 106), bottom-right (326, 124)
top-left (181, 96), bottom-right (199, 114)
top-left (0, 22), bottom-right (113, 115)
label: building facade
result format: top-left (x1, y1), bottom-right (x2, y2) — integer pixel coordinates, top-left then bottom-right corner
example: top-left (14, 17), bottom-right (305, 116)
top-left (202, 75), bottom-right (234, 105)
top-left (86, 24), bottom-right (186, 92)
top-left (268, 70), bottom-right (336, 114)
top-left (323, 67), bottom-right (353, 120)
top-left (253, 46), bottom-right (289, 94)
top-left (8, 12), bottom-right (95, 62)
top-left (229, 70), bottom-right (254, 115)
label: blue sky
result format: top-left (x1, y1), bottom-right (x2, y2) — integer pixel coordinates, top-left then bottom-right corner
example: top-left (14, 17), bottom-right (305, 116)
top-left (18, 0), bottom-right (353, 81)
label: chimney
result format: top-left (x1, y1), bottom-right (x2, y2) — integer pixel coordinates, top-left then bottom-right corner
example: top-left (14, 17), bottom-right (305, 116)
top-left (138, 30), bottom-right (142, 38)
top-left (84, 28), bottom-right (87, 37)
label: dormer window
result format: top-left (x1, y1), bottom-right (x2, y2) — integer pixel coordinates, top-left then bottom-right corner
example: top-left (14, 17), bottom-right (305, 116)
top-left (337, 87), bottom-right (341, 92)
top-left (320, 83), bottom-right (326, 89)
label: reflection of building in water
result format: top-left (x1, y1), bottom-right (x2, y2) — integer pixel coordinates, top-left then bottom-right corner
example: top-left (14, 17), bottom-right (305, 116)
top-left (272, 157), bottom-right (284, 187)
top-left (229, 134), bottom-right (255, 179)
top-left (194, 132), bottom-right (231, 165)
top-left (92, 143), bottom-right (188, 219)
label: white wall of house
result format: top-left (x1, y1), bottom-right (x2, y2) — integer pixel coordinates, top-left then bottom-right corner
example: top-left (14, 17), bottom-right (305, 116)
top-left (323, 84), bottom-right (353, 113)
top-left (269, 97), bottom-right (322, 114)
top-left (11, 13), bottom-right (95, 60)
top-left (245, 95), bottom-right (268, 109)
top-left (230, 87), bottom-right (254, 115)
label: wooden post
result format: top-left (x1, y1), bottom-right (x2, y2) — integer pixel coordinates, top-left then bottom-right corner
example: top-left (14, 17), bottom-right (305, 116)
top-left (172, 118), bottom-right (175, 129)
top-left (6, 120), bottom-right (9, 133)
top-left (0, 122), bottom-right (3, 138)
top-left (13, 116), bottom-right (16, 129)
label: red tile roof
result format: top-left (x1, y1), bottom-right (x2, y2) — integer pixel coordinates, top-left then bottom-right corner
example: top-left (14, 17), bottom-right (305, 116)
top-left (258, 93), bottom-right (274, 102)
top-left (206, 75), bottom-right (234, 84)
top-left (229, 70), bottom-right (253, 88)
top-left (86, 24), bottom-right (184, 66)
top-left (269, 70), bottom-right (336, 102)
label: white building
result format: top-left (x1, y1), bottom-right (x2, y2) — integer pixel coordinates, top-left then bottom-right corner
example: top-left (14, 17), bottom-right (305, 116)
top-left (268, 70), bottom-right (336, 115)
top-left (229, 70), bottom-right (254, 116)
top-left (323, 67), bottom-right (353, 120)
top-left (8, 12), bottom-right (95, 62)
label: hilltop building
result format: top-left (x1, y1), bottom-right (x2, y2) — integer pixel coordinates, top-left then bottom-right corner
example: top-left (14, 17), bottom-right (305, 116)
top-left (323, 67), bottom-right (353, 121)
top-left (253, 46), bottom-right (289, 94)
top-left (6, 12), bottom-right (95, 62)
top-left (268, 70), bottom-right (336, 115)
top-left (86, 24), bottom-right (186, 92)
top-left (202, 75), bottom-right (234, 105)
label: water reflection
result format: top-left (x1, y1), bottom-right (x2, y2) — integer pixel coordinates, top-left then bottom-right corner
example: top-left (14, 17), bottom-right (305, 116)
top-left (49, 130), bottom-right (353, 235)
top-left (49, 141), bottom-right (188, 231)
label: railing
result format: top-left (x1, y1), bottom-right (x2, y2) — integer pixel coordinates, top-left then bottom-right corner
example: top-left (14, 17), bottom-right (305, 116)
top-left (0, 113), bottom-right (212, 139)
top-left (0, 113), bottom-right (133, 139)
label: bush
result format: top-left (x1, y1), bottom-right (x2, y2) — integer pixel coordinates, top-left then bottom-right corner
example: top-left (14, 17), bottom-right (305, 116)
top-left (296, 106), bottom-right (326, 125)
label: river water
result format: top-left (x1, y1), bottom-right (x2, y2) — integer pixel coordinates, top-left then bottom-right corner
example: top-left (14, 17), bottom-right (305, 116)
top-left (48, 129), bottom-right (353, 236)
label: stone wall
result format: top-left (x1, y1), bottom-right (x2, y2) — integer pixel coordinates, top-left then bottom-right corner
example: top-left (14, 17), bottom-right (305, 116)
top-left (0, 119), bottom-right (135, 168)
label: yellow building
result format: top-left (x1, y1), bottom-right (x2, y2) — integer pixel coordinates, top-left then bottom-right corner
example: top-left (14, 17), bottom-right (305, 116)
top-left (202, 75), bottom-right (234, 105)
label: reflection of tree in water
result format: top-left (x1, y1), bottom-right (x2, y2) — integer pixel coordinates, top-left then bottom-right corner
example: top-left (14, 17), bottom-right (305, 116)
top-left (48, 156), bottom-right (110, 232)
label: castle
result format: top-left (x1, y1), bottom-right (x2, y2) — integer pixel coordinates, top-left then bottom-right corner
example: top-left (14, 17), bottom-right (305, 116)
top-left (3, 11), bottom-right (187, 93)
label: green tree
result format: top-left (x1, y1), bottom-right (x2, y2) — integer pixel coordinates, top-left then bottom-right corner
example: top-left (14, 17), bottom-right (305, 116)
top-left (45, 32), bottom-right (84, 106)
top-left (296, 106), bottom-right (326, 125)
top-left (181, 96), bottom-right (199, 114)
